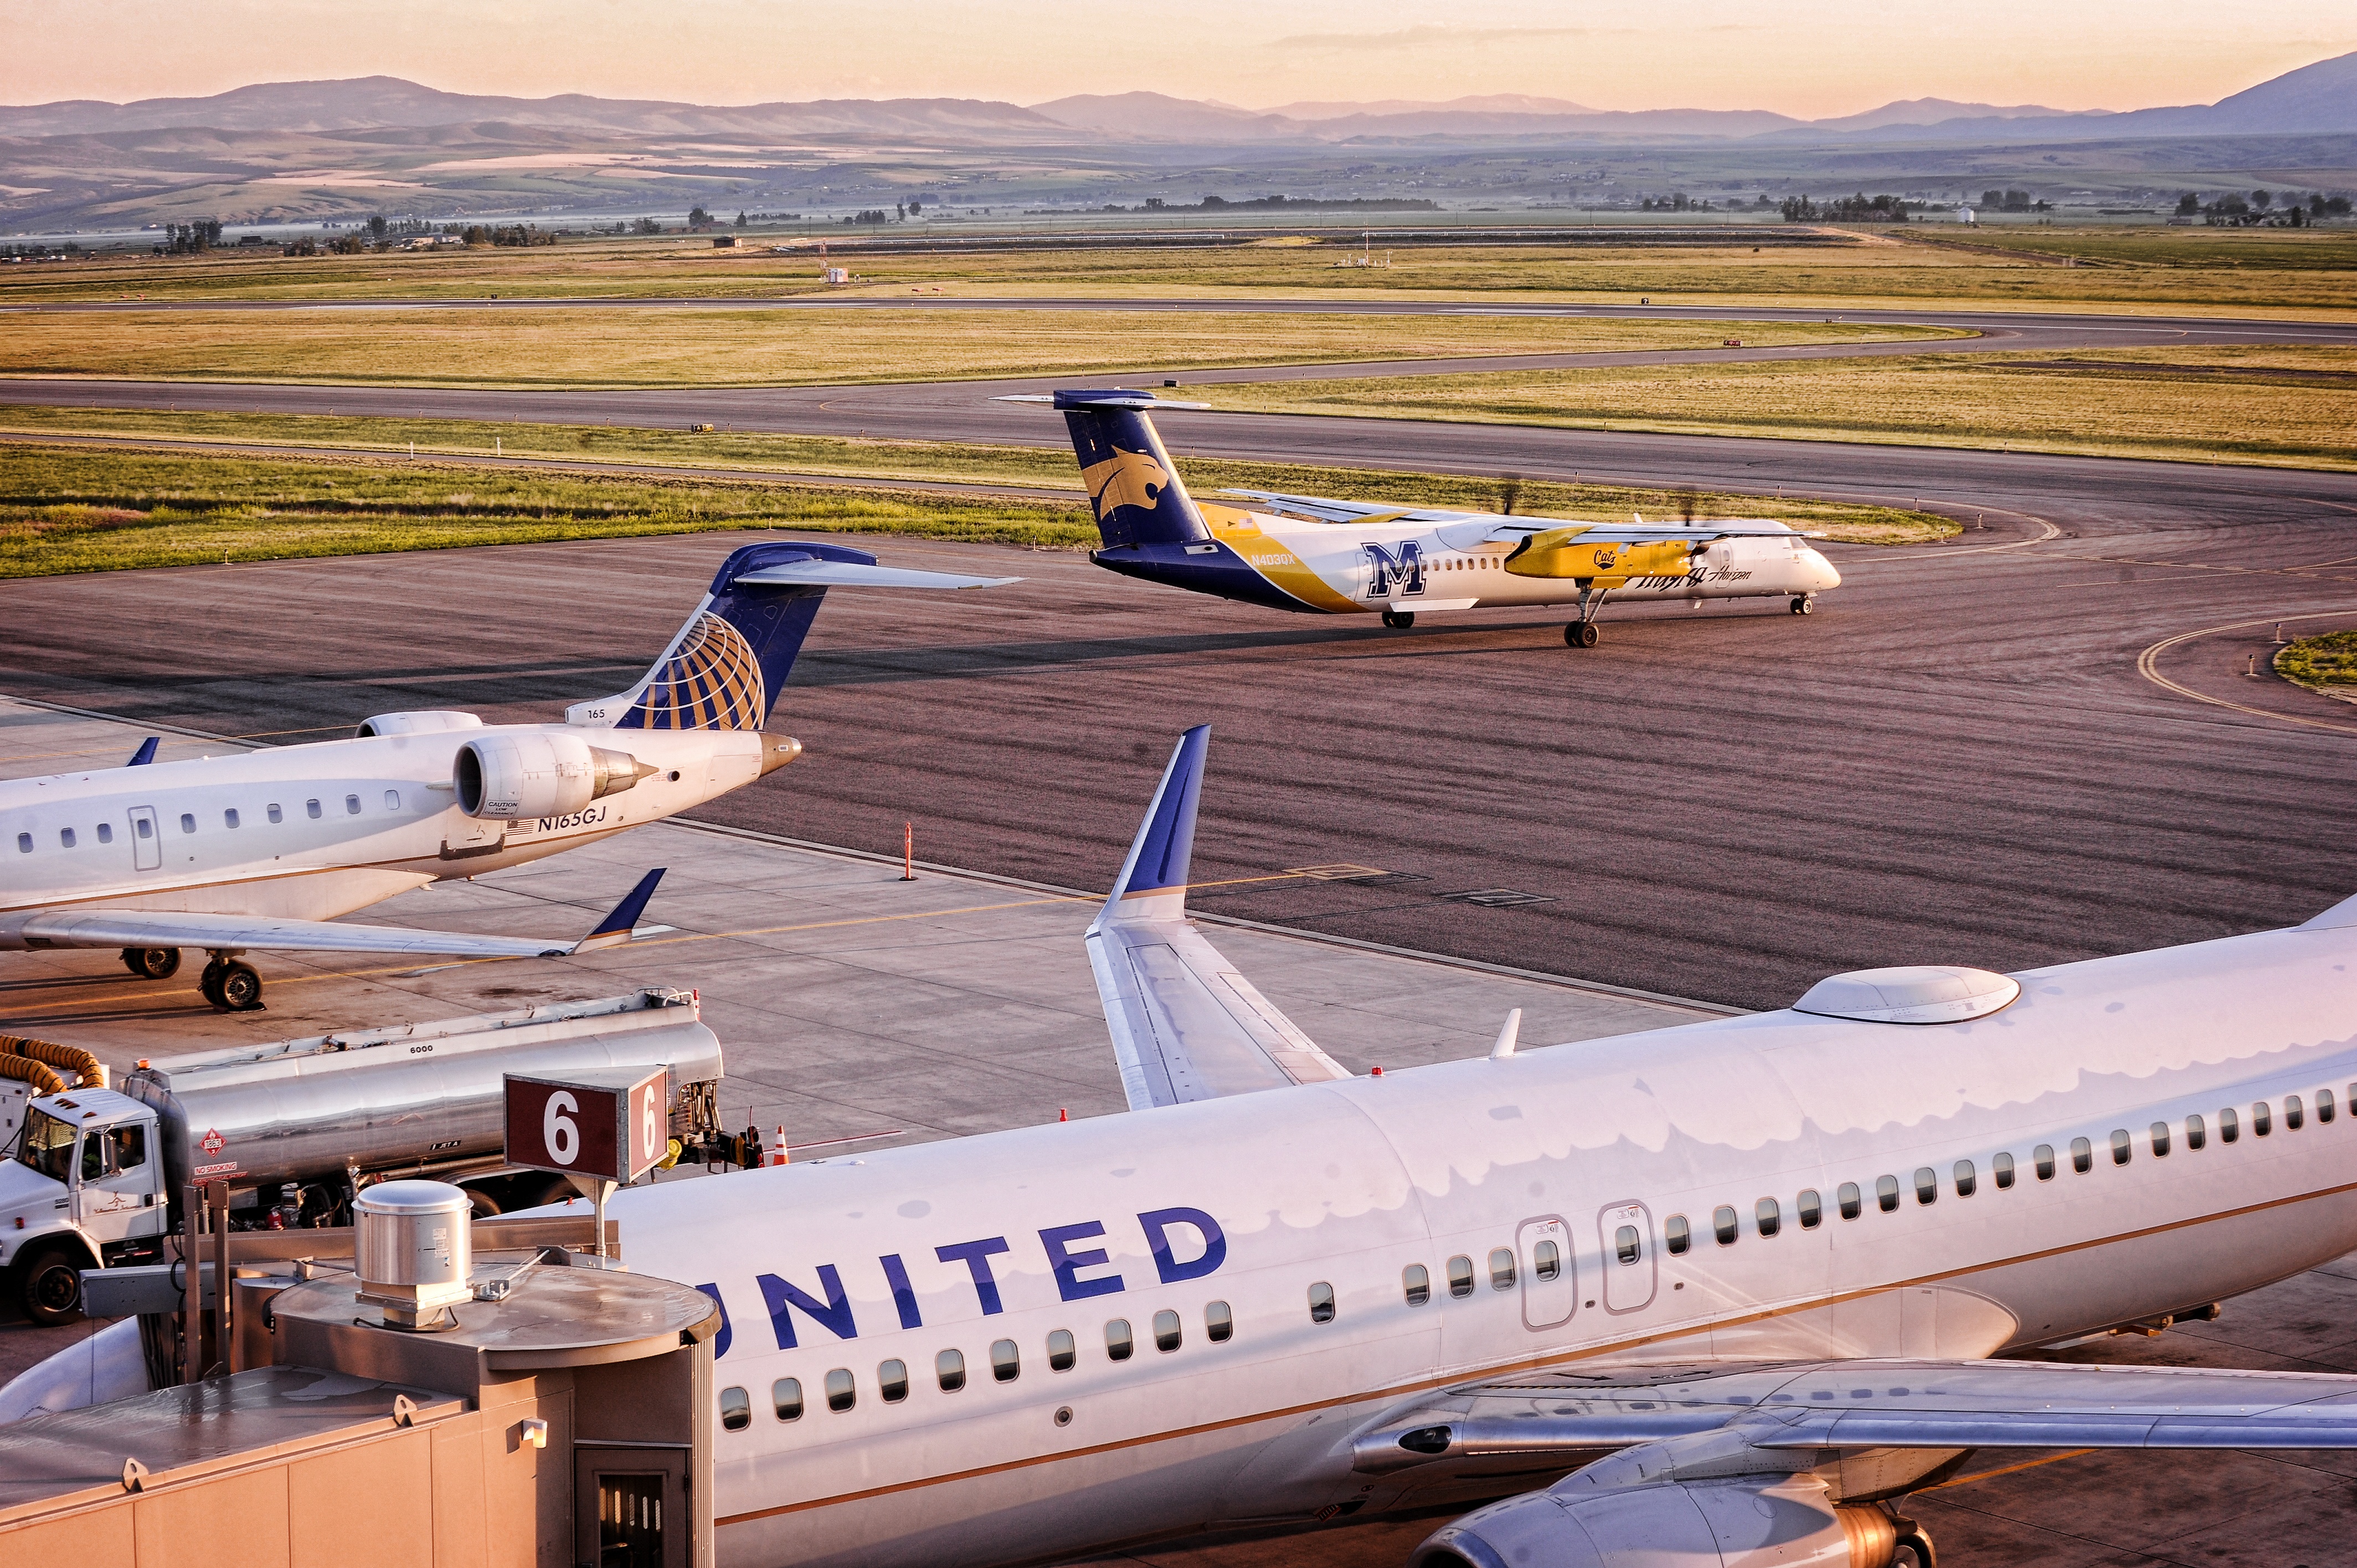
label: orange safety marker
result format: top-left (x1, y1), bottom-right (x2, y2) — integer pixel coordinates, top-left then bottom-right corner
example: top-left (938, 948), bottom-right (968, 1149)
top-left (1058, 1108), bottom-right (1068, 1123)
top-left (902, 822), bottom-right (916, 881)
top-left (771, 1126), bottom-right (790, 1167)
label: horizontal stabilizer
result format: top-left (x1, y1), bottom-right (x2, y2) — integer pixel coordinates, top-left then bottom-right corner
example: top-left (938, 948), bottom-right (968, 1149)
top-left (733, 560), bottom-right (1020, 591)
top-left (1086, 726), bottom-right (1351, 1110)
top-left (997, 392), bottom-right (1211, 411)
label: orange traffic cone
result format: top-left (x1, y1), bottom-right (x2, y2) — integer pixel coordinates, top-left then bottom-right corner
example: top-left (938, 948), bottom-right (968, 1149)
top-left (770, 1126), bottom-right (790, 1167)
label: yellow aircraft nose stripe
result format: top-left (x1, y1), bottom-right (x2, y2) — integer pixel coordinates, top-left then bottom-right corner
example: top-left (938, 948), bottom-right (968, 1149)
top-left (1203, 507), bottom-right (1362, 613)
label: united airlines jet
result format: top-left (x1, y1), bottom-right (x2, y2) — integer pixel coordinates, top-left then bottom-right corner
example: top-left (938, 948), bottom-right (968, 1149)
top-left (0, 542), bottom-right (1011, 1009)
top-left (602, 727), bottom-right (2357, 1568)
top-left (1009, 390), bottom-right (1841, 646)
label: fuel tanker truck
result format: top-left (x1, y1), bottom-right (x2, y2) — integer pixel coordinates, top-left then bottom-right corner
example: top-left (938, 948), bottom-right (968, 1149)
top-left (0, 989), bottom-right (736, 1324)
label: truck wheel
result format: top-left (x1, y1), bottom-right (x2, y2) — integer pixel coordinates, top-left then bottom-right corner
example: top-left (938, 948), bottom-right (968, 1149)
top-left (19, 1245), bottom-right (87, 1326)
top-left (461, 1184), bottom-right (503, 1219)
top-left (122, 946), bottom-right (181, 979)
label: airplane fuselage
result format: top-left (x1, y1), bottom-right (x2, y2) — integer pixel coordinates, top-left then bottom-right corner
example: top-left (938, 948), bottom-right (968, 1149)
top-left (0, 725), bottom-right (771, 926)
top-left (611, 909), bottom-right (2357, 1567)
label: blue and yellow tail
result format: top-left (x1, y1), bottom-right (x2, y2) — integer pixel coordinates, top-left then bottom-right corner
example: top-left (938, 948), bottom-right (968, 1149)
top-left (568, 541), bottom-right (1017, 730)
top-left (1055, 391), bottom-right (1211, 549)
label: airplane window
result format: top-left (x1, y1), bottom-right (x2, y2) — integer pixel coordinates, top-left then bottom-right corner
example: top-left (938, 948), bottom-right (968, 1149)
top-left (1046, 1332), bottom-right (1075, 1372)
top-left (2319, 1090), bottom-right (2335, 1124)
top-left (879, 1359), bottom-right (909, 1403)
top-left (1993, 1153), bottom-right (2015, 1189)
top-left (2150, 1121), bottom-right (2171, 1156)
top-left (384, 790), bottom-right (401, 812)
top-left (223, 809), bottom-right (239, 830)
top-left (1913, 1168), bottom-right (1937, 1205)
top-left (2252, 1102), bottom-right (2272, 1137)
top-left (179, 813), bottom-right (196, 834)
top-left (1308, 1282), bottom-right (1337, 1324)
top-left (267, 804), bottom-right (282, 824)
top-left (1797, 1190), bottom-right (1822, 1229)
top-left (1403, 1265), bottom-right (1431, 1306)
top-left (2220, 1107), bottom-right (2239, 1143)
top-left (771, 1378), bottom-right (803, 1420)
top-left (1837, 1183), bottom-right (1861, 1220)
top-left (306, 799), bottom-right (322, 819)
top-left (1447, 1255), bottom-right (1476, 1296)
top-left (2109, 1129), bottom-right (2131, 1165)
top-left (136, 817), bottom-right (153, 838)
top-left (1754, 1198), bottom-right (1781, 1238)
top-left (2070, 1137), bottom-right (2093, 1173)
top-left (825, 1369), bottom-right (856, 1412)
top-left (1534, 1240), bottom-right (1562, 1280)
top-left (2186, 1115), bottom-right (2206, 1149)
top-left (2286, 1096), bottom-right (2304, 1131)
top-left (719, 1386), bottom-right (751, 1432)
top-left (1665, 1216), bottom-right (1691, 1255)
top-left (1154, 1309), bottom-right (1182, 1352)
top-left (95, 823), bottom-right (112, 844)
top-left (1875, 1175), bottom-right (1900, 1213)
top-left (1615, 1224), bottom-right (1643, 1262)
top-left (2035, 1144), bottom-right (2056, 1179)
top-left (937, 1350), bottom-right (967, 1391)
top-left (1105, 1319), bottom-right (1134, 1361)
top-left (1489, 1248), bottom-right (1516, 1288)
top-left (1206, 1301), bottom-right (1233, 1343)
top-left (14, 833), bottom-right (31, 854)
top-left (344, 795), bottom-right (361, 815)
top-left (991, 1339), bottom-right (1020, 1382)
top-left (1953, 1160), bottom-right (1977, 1197)
top-left (1712, 1206), bottom-right (1738, 1245)
top-left (58, 828), bottom-right (75, 848)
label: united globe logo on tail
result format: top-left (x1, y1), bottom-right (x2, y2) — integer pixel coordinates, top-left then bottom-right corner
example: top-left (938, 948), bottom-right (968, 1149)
top-left (622, 612), bottom-right (766, 731)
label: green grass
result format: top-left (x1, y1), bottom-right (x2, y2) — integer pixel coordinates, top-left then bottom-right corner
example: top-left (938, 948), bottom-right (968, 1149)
top-left (0, 436), bottom-right (1955, 577)
top-left (2276, 631), bottom-right (2357, 694)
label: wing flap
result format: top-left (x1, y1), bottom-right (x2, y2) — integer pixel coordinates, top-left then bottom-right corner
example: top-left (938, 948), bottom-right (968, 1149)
top-left (733, 561), bottom-right (1020, 590)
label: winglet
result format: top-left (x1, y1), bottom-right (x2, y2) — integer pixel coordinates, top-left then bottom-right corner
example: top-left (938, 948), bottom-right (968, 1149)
top-left (570, 869), bottom-right (666, 954)
top-left (1096, 725), bottom-right (1210, 927)
top-left (126, 737), bottom-right (159, 767)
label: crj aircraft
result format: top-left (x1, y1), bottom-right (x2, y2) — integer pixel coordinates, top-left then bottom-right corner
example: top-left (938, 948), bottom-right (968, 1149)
top-left (588, 726), bottom-right (2357, 1568)
top-left (1007, 389), bottom-right (1841, 646)
top-left (0, 542), bottom-right (1010, 1010)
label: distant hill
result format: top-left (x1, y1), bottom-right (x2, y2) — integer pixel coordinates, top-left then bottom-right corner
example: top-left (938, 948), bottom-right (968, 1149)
top-left (1267, 94), bottom-right (1596, 121)
top-left (1805, 97), bottom-right (2102, 132)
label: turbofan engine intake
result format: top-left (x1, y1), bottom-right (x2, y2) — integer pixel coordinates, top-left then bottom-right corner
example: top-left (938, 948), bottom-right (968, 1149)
top-left (1414, 1476), bottom-right (1906, 1568)
top-left (455, 733), bottom-right (654, 820)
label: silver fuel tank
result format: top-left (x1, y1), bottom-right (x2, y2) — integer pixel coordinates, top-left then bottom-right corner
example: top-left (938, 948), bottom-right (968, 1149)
top-left (120, 989), bottom-right (722, 1195)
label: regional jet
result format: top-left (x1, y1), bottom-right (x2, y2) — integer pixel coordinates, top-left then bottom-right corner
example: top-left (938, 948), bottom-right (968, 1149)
top-left (0, 542), bottom-right (1012, 1009)
top-left (595, 726), bottom-right (2357, 1568)
top-left (1008, 389), bottom-right (1840, 646)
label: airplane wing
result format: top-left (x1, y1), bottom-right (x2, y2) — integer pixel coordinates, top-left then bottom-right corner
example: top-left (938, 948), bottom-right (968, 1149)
top-left (1215, 488), bottom-right (1483, 526)
top-left (732, 560), bottom-right (1020, 590)
top-left (1085, 727), bottom-right (1351, 1111)
top-left (1349, 1358), bottom-right (2357, 1478)
top-left (1218, 489), bottom-right (1824, 543)
top-left (0, 869), bottom-right (666, 961)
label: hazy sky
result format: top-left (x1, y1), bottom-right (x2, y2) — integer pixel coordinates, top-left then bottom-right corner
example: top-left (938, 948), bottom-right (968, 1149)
top-left (7, 0), bottom-right (2352, 118)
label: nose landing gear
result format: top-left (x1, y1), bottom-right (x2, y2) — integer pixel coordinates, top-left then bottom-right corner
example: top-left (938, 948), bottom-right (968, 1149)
top-left (1790, 595), bottom-right (1816, 616)
top-left (1379, 608), bottom-right (1416, 630)
top-left (198, 950), bottom-right (265, 1012)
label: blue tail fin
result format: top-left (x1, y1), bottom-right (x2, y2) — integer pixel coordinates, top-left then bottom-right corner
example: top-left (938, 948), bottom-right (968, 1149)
top-left (1055, 390), bottom-right (1211, 549)
top-left (569, 541), bottom-right (1016, 731)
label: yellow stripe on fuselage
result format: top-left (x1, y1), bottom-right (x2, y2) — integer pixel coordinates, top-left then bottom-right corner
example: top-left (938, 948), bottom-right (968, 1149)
top-left (1200, 504), bottom-right (1363, 614)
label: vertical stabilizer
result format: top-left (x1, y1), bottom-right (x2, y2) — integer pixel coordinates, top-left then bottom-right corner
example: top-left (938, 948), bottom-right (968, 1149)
top-left (1054, 390), bottom-right (1212, 549)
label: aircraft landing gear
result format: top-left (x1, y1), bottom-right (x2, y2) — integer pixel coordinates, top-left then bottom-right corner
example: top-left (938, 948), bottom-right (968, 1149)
top-left (120, 946), bottom-right (181, 979)
top-left (199, 951), bottom-right (265, 1012)
top-left (1380, 608), bottom-right (1416, 630)
top-left (1790, 595), bottom-right (1815, 616)
top-left (1563, 621), bottom-right (1601, 649)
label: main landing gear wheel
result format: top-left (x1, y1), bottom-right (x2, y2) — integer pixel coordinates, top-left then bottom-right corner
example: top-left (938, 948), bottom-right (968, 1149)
top-left (1790, 596), bottom-right (1815, 616)
top-left (199, 956), bottom-right (265, 1012)
top-left (1380, 608), bottom-right (1416, 630)
top-left (1564, 621), bottom-right (1601, 649)
top-left (120, 946), bottom-right (181, 979)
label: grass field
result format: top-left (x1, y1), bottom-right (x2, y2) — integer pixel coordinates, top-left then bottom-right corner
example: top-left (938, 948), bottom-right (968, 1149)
top-left (4, 228), bottom-right (2352, 317)
top-left (1212, 345), bottom-right (2357, 469)
top-left (0, 440), bottom-right (1956, 578)
top-left (0, 308), bottom-right (1955, 388)
top-left (2277, 631), bottom-right (2357, 697)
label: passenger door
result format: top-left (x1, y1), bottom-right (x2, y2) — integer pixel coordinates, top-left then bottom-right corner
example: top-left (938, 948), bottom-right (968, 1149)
top-left (127, 806), bottom-right (162, 871)
top-left (1597, 1200), bottom-right (1658, 1314)
top-left (74, 1121), bottom-right (158, 1247)
top-left (1516, 1215), bottom-right (1577, 1331)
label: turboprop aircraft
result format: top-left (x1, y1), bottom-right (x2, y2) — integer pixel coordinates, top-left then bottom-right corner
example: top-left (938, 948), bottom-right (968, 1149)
top-left (575, 725), bottom-right (2357, 1568)
top-left (1006, 389), bottom-right (1841, 647)
top-left (0, 541), bottom-right (1011, 1010)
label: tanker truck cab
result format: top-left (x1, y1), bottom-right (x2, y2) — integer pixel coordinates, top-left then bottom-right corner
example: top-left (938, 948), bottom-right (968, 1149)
top-left (2, 1089), bottom-right (168, 1323)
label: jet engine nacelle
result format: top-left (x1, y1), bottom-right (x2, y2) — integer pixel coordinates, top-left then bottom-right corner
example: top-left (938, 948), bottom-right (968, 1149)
top-left (355, 710), bottom-right (484, 738)
top-left (455, 731), bottom-right (653, 820)
top-left (1414, 1476), bottom-right (1903, 1568)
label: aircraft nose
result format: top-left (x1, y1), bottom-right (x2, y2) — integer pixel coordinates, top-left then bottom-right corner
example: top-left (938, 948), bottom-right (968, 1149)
top-left (1810, 550), bottom-right (1841, 590)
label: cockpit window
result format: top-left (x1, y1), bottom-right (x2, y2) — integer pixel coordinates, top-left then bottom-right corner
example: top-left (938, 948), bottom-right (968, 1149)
top-left (24, 1110), bottom-right (76, 1182)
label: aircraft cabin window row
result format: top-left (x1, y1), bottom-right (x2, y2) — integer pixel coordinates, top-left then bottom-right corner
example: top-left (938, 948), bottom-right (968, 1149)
top-left (1657, 1094), bottom-right (2341, 1256)
top-left (15, 792), bottom-right (410, 854)
top-left (717, 1301), bottom-right (1238, 1431)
